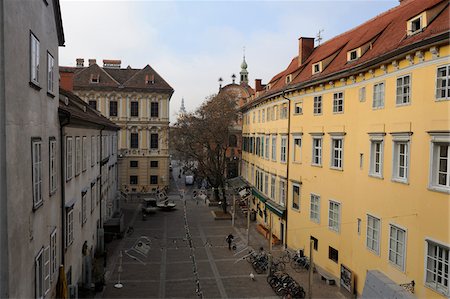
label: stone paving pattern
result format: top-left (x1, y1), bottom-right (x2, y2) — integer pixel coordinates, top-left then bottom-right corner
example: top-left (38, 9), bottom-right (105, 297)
top-left (99, 164), bottom-right (351, 298)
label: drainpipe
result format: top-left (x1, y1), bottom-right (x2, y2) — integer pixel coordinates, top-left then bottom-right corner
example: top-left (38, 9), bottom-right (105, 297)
top-left (99, 126), bottom-right (105, 230)
top-left (0, 0), bottom-right (8, 296)
top-left (59, 109), bottom-right (71, 266)
top-left (282, 90), bottom-right (291, 249)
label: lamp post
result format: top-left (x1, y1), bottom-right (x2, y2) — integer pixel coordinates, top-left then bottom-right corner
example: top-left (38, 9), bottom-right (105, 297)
top-left (114, 251), bottom-right (123, 289)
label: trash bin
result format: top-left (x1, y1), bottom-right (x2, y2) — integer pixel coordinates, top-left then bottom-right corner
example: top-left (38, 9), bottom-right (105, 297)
top-left (250, 209), bottom-right (257, 221)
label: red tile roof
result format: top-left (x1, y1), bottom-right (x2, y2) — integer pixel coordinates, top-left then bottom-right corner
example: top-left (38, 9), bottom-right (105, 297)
top-left (250, 0), bottom-right (449, 107)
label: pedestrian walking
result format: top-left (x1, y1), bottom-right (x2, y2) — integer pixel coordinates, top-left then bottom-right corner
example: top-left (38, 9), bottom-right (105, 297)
top-left (226, 233), bottom-right (234, 250)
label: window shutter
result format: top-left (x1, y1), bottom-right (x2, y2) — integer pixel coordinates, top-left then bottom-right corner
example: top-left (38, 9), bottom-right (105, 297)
top-left (44, 246), bottom-right (50, 294)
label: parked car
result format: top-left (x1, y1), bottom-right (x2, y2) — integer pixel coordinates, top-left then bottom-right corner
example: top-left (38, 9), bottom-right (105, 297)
top-left (185, 175), bottom-right (194, 185)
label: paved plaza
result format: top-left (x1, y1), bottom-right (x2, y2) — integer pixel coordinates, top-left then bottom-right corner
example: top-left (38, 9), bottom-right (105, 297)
top-left (99, 167), bottom-right (351, 298)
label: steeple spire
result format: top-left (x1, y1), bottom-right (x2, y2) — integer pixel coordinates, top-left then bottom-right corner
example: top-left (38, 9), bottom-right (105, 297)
top-left (240, 47), bottom-right (248, 84)
top-left (180, 97), bottom-right (186, 114)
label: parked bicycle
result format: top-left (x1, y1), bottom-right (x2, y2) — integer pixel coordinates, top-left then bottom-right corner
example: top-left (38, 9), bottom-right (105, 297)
top-left (280, 248), bottom-right (293, 263)
top-left (271, 257), bottom-right (286, 272)
top-left (244, 247), bottom-right (269, 274)
top-left (266, 271), bottom-right (305, 298)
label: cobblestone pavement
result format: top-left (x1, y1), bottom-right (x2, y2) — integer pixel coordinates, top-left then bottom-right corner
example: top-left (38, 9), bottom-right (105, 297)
top-left (99, 162), bottom-right (351, 298)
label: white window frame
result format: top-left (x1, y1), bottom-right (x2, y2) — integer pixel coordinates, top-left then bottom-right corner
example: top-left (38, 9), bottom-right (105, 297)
top-left (294, 101), bottom-right (303, 115)
top-left (311, 135), bottom-right (323, 167)
top-left (75, 136), bottom-right (81, 175)
top-left (35, 248), bottom-right (44, 299)
top-left (369, 133), bottom-right (385, 178)
top-left (280, 135), bottom-right (287, 163)
top-left (333, 92), bottom-right (344, 113)
top-left (32, 138), bottom-right (43, 208)
top-left (66, 137), bottom-right (73, 180)
top-left (49, 138), bottom-right (57, 194)
top-left (293, 135), bottom-right (302, 163)
top-left (392, 133), bottom-right (411, 184)
top-left (270, 175), bottom-right (276, 200)
top-left (436, 65), bottom-right (450, 100)
top-left (389, 224), bottom-right (406, 271)
top-left (262, 109), bottom-right (265, 123)
top-left (66, 209), bottom-right (74, 247)
top-left (82, 136), bottom-right (87, 172)
top-left (271, 135), bottom-right (277, 161)
top-left (47, 52), bottom-right (54, 93)
top-left (429, 133), bottom-right (450, 193)
top-left (359, 87), bottom-right (366, 102)
top-left (313, 95), bottom-right (322, 115)
top-left (91, 136), bottom-right (95, 167)
top-left (425, 239), bottom-right (450, 296)
top-left (373, 82), bottom-right (385, 109)
top-left (292, 183), bottom-right (300, 210)
top-left (396, 74), bottom-right (411, 106)
top-left (310, 193), bottom-right (320, 223)
top-left (279, 179), bottom-right (286, 207)
top-left (30, 32), bottom-right (40, 85)
top-left (330, 136), bottom-right (344, 170)
top-left (82, 191), bottom-right (87, 225)
top-left (264, 173), bottom-right (269, 195)
top-left (409, 16), bottom-right (423, 34)
top-left (366, 214), bottom-right (381, 255)
top-left (265, 135), bottom-right (270, 159)
top-left (91, 183), bottom-right (96, 213)
top-left (328, 200), bottom-right (340, 233)
top-left (50, 229), bottom-right (57, 280)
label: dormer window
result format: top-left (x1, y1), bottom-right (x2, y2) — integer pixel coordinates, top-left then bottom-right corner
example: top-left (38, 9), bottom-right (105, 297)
top-left (145, 74), bottom-right (155, 84)
top-left (347, 49), bottom-right (360, 62)
top-left (90, 74), bottom-right (99, 84)
top-left (285, 75), bottom-right (292, 84)
top-left (407, 13), bottom-right (426, 36)
top-left (411, 17), bottom-right (422, 33)
top-left (312, 62), bottom-right (322, 75)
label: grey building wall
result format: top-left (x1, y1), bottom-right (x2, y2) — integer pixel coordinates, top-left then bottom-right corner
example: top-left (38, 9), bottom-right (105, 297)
top-left (3, 0), bottom-right (62, 297)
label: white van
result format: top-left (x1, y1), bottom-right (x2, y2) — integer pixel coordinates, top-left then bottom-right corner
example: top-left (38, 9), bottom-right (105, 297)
top-left (185, 175), bottom-right (194, 185)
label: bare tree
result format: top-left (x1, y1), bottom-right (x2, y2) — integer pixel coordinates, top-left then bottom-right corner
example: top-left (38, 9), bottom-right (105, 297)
top-left (171, 92), bottom-right (238, 213)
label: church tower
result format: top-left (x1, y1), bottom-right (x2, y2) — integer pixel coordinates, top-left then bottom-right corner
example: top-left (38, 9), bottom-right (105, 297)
top-left (240, 54), bottom-right (248, 84)
top-left (179, 97), bottom-right (186, 114)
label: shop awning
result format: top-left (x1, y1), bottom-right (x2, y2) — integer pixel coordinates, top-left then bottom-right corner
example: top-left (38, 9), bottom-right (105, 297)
top-left (226, 176), bottom-right (249, 190)
top-left (252, 188), bottom-right (286, 218)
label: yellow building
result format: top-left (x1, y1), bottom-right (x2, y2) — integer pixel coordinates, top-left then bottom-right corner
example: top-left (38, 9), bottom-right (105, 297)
top-left (61, 59), bottom-right (173, 192)
top-left (241, 0), bottom-right (449, 297)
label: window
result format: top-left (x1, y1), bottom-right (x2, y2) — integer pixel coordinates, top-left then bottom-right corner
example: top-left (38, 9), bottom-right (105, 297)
top-left (280, 103), bottom-right (288, 119)
top-left (292, 184), bottom-right (300, 210)
top-left (271, 135), bottom-right (277, 161)
top-left (369, 135), bottom-right (384, 178)
top-left (130, 101), bottom-right (139, 117)
top-left (32, 139), bottom-right (42, 208)
top-left (357, 218), bottom-right (361, 235)
top-left (392, 134), bottom-right (410, 183)
top-left (262, 110), bottom-right (265, 122)
top-left (130, 175), bottom-right (138, 185)
top-left (130, 161), bottom-right (138, 168)
top-left (261, 136), bottom-right (264, 157)
top-left (312, 62), bottom-right (321, 74)
top-left (150, 161), bottom-right (158, 168)
top-left (280, 136), bottom-right (287, 163)
top-left (130, 133), bottom-right (138, 149)
top-left (265, 136), bottom-right (270, 159)
top-left (50, 229), bottom-right (57, 279)
top-left (429, 136), bottom-right (450, 192)
top-left (91, 183), bottom-right (96, 213)
top-left (109, 101), bottom-right (118, 117)
top-left (313, 96), bottom-right (322, 115)
top-left (410, 16), bottom-right (422, 34)
top-left (312, 136), bottom-right (322, 166)
top-left (396, 75), bottom-right (411, 105)
top-left (294, 101), bottom-right (303, 114)
top-left (331, 137), bottom-right (343, 170)
top-left (293, 136), bottom-right (302, 162)
top-left (389, 225), bottom-right (406, 271)
top-left (310, 194), bottom-right (320, 223)
top-left (373, 82), bottom-right (385, 109)
top-left (279, 179), bottom-right (286, 206)
top-left (151, 102), bottom-right (159, 117)
top-left (150, 175), bottom-right (158, 185)
top-left (258, 110), bottom-right (261, 123)
top-left (359, 87), bottom-right (366, 102)
top-left (150, 133), bottom-right (159, 149)
top-left (81, 191), bottom-right (87, 224)
top-left (66, 137), bottom-right (73, 180)
top-left (348, 49), bottom-right (358, 61)
top-left (264, 174), bottom-right (269, 195)
top-left (88, 100), bottom-right (97, 110)
top-left (47, 52), bottom-right (54, 93)
top-left (49, 138), bottom-right (57, 194)
top-left (97, 135), bottom-right (100, 163)
top-left (310, 236), bottom-right (318, 251)
top-left (90, 74), bottom-right (99, 83)
top-left (328, 246), bottom-right (339, 263)
top-left (333, 92), bottom-right (344, 113)
top-left (90, 136), bottom-right (95, 166)
top-left (82, 136), bottom-right (87, 172)
top-left (436, 65), bottom-right (450, 100)
top-left (425, 240), bottom-right (449, 296)
top-left (270, 175), bottom-right (276, 200)
top-left (328, 200), bottom-right (340, 232)
top-left (35, 246), bottom-right (50, 299)
top-left (366, 214), bottom-right (380, 254)
top-left (30, 33), bottom-right (40, 84)
top-left (66, 209), bottom-right (74, 247)
top-left (75, 137), bottom-right (81, 175)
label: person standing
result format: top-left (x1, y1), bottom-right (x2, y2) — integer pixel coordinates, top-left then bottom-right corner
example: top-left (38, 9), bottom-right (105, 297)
top-left (226, 234), bottom-right (234, 250)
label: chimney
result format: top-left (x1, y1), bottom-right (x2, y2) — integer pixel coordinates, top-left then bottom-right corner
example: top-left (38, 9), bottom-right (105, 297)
top-left (103, 59), bottom-right (121, 69)
top-left (255, 79), bottom-right (264, 92)
top-left (76, 58), bottom-right (84, 67)
top-left (88, 59), bottom-right (96, 66)
top-left (298, 37), bottom-right (315, 66)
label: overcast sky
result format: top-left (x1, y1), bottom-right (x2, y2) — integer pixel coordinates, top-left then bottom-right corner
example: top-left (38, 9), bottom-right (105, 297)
top-left (59, 0), bottom-right (398, 121)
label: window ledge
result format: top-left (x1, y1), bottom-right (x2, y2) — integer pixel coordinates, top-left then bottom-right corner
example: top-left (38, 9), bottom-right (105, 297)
top-left (311, 164), bottom-right (322, 168)
top-left (313, 113), bottom-right (322, 116)
top-left (330, 167), bottom-right (343, 171)
top-left (372, 106), bottom-right (385, 110)
top-left (291, 207), bottom-right (300, 212)
top-left (333, 111), bottom-right (344, 115)
top-left (47, 91), bottom-right (55, 98)
top-left (369, 173), bottom-right (383, 180)
top-left (328, 227), bottom-right (340, 234)
top-left (66, 177), bottom-right (72, 182)
top-left (388, 261), bottom-right (405, 273)
top-left (292, 161), bottom-right (302, 165)
top-left (396, 102), bottom-right (411, 107)
top-left (29, 81), bottom-right (42, 91)
top-left (49, 190), bottom-right (57, 197)
top-left (424, 283), bottom-right (449, 297)
top-left (428, 185), bottom-right (450, 194)
top-left (391, 178), bottom-right (409, 185)
top-left (366, 247), bottom-right (380, 256)
top-left (33, 201), bottom-right (44, 212)
top-left (435, 98), bottom-right (450, 102)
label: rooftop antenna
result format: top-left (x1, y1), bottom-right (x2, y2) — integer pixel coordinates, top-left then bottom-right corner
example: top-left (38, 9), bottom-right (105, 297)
top-left (316, 29), bottom-right (324, 46)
